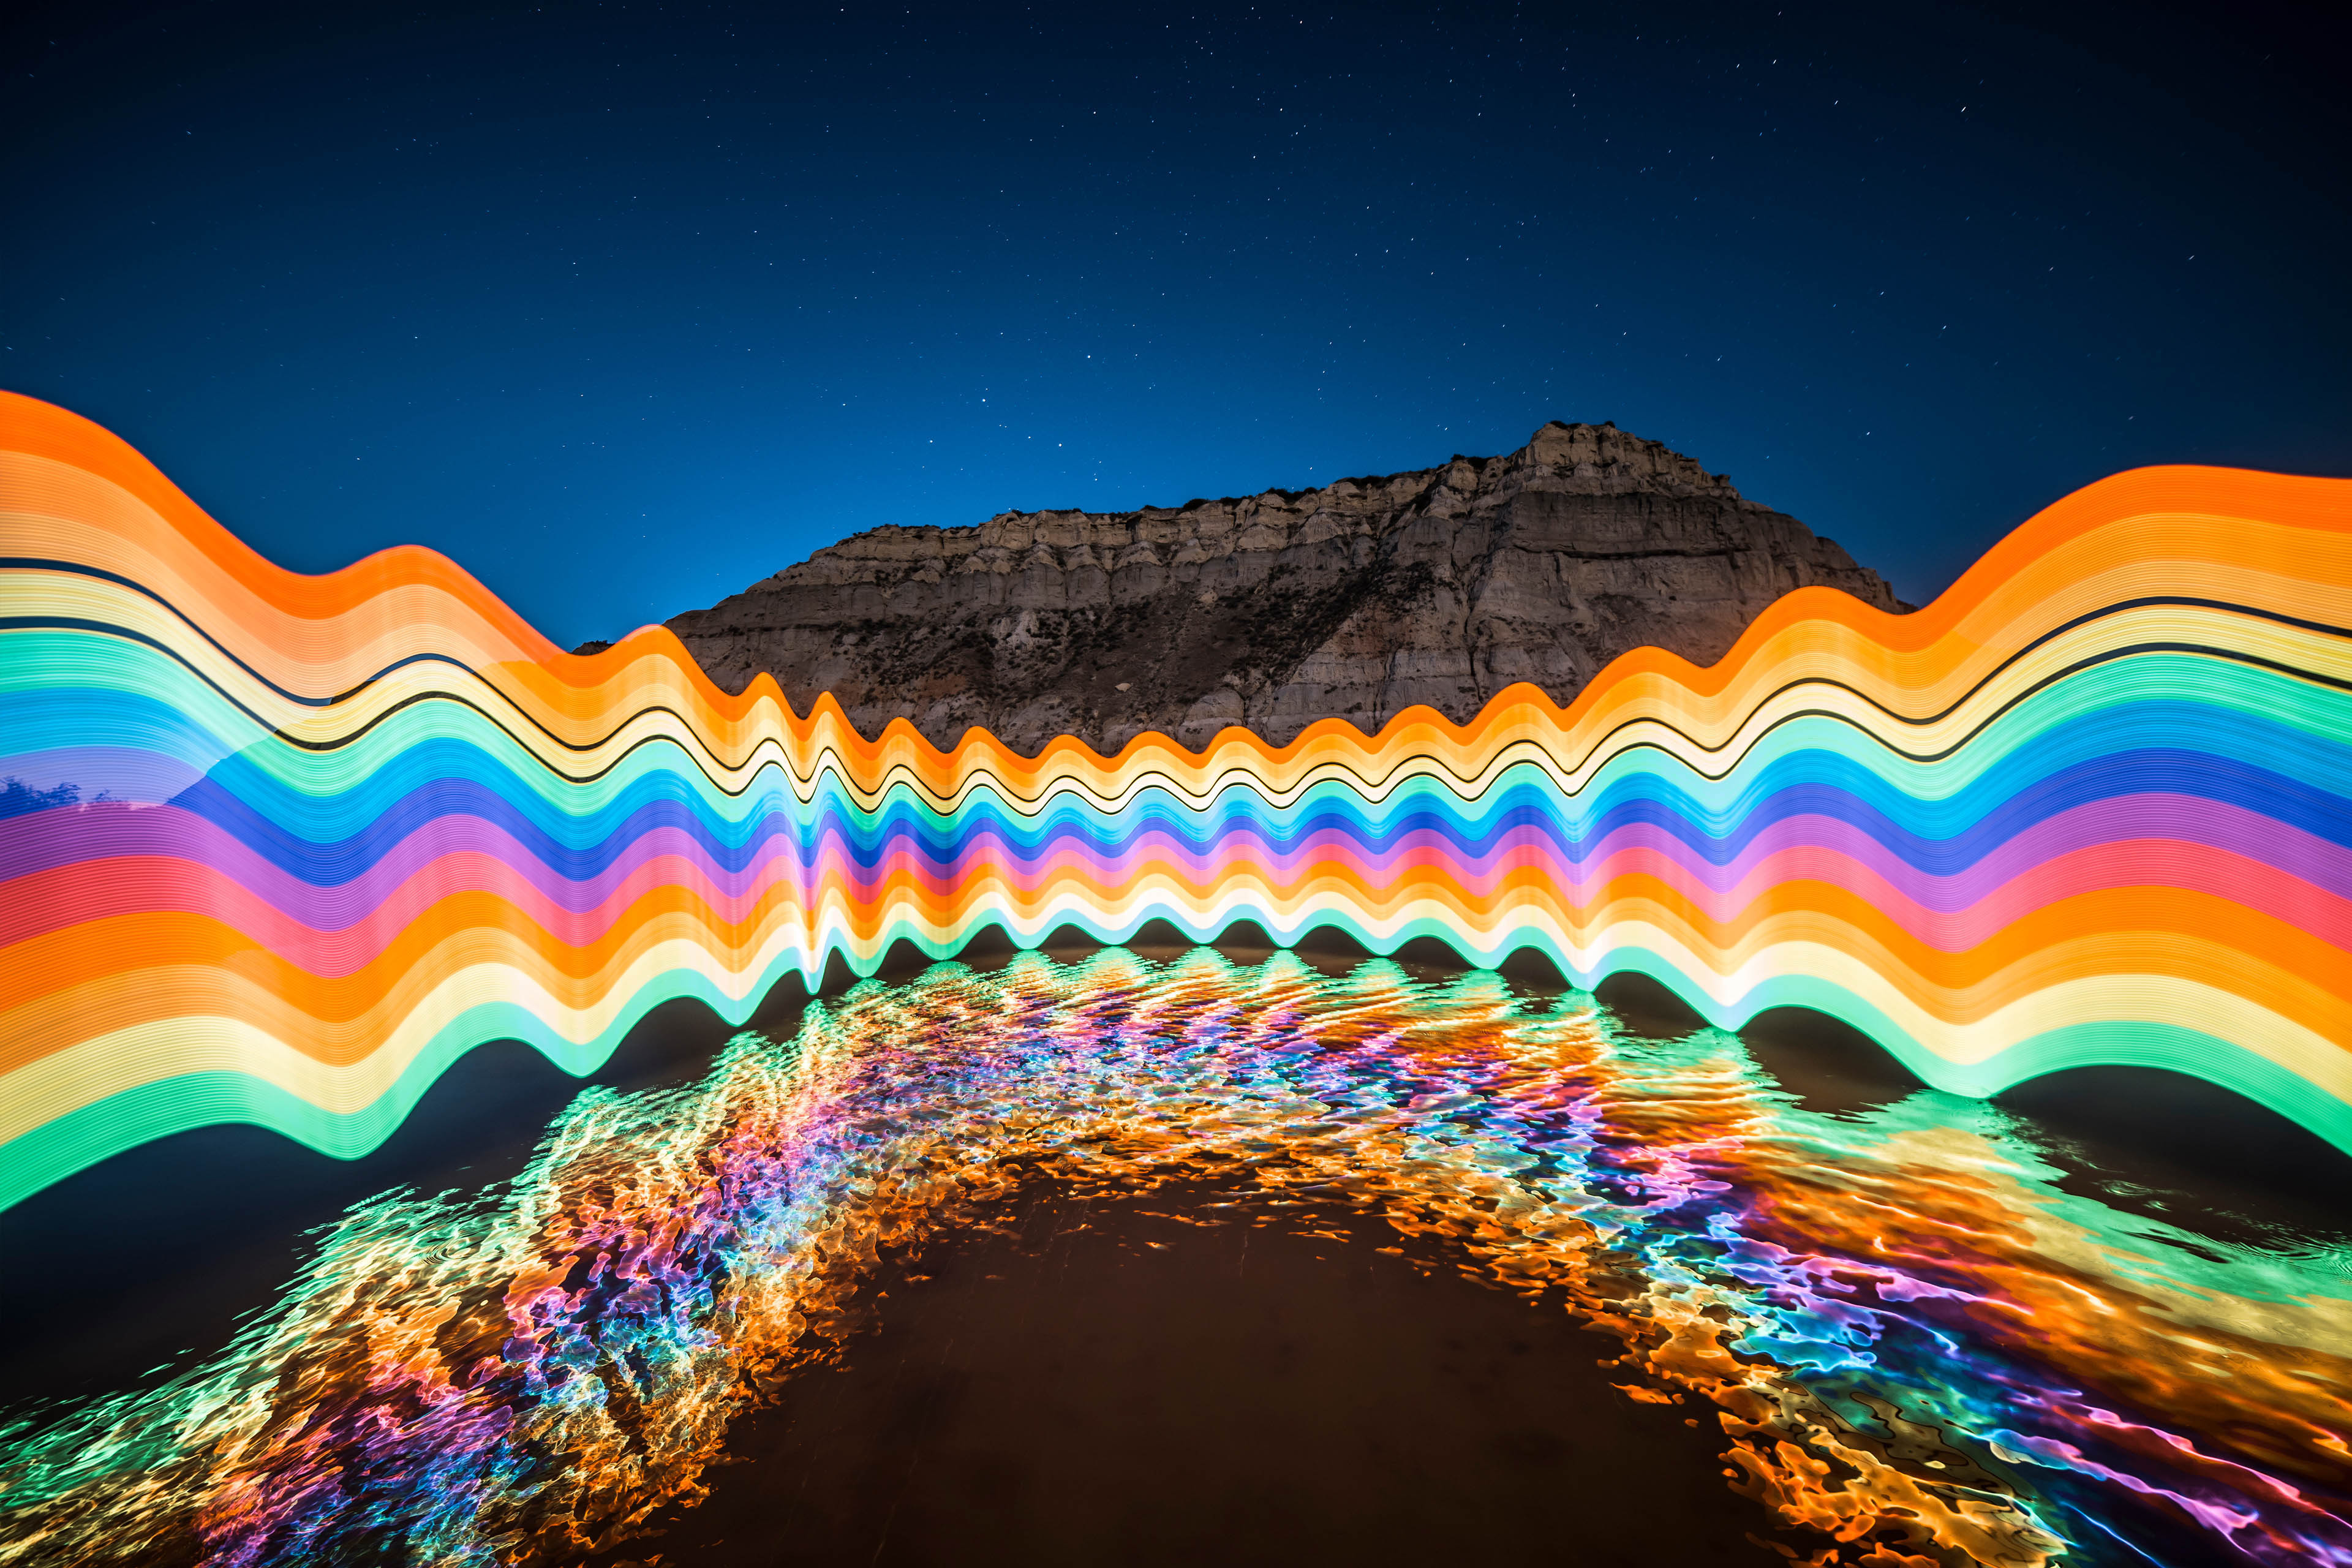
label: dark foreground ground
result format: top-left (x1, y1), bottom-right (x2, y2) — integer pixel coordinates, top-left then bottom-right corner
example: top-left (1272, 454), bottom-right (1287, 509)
top-left (590, 1183), bottom-right (1781, 1568)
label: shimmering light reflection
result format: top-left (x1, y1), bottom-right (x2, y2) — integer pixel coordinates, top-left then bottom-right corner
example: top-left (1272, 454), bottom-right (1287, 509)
top-left (2, 949), bottom-right (2346, 1565)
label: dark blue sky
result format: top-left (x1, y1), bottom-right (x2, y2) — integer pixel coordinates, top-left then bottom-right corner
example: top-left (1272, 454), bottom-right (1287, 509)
top-left (6, 1), bottom-right (2346, 647)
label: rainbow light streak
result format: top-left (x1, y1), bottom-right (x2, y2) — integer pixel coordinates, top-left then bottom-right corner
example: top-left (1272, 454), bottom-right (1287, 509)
top-left (4, 391), bottom-right (2352, 1204)
top-left (2, 951), bottom-right (2347, 1564)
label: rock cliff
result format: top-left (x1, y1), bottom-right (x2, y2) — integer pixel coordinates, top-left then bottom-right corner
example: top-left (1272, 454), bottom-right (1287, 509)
top-left (604, 421), bottom-right (1907, 754)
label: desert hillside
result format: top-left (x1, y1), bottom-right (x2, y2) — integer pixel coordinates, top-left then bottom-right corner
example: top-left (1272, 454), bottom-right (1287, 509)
top-left (589, 421), bottom-right (1907, 753)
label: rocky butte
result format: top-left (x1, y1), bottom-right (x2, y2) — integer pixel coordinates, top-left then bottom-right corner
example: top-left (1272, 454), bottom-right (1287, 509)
top-left (597, 421), bottom-right (1909, 755)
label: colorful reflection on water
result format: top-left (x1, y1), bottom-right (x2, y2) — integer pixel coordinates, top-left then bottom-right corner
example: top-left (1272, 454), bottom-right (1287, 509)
top-left (3, 948), bottom-right (2349, 1566)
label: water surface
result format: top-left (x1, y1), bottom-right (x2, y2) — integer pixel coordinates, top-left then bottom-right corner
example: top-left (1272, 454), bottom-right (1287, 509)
top-left (4, 944), bottom-right (2348, 1567)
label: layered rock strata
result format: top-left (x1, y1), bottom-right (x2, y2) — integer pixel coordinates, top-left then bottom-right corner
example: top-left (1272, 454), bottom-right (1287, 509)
top-left (611, 421), bottom-right (1907, 753)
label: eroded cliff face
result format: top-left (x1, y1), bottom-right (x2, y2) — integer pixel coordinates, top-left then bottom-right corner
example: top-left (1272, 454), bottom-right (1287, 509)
top-left (617, 421), bottom-right (1907, 754)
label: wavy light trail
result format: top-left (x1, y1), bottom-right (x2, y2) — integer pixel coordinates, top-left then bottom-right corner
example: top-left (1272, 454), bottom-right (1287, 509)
top-left (2, 390), bottom-right (2351, 1206)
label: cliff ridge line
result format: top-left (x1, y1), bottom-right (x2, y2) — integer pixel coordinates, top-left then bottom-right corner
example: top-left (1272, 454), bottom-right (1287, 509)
top-left (591, 421), bottom-right (1909, 755)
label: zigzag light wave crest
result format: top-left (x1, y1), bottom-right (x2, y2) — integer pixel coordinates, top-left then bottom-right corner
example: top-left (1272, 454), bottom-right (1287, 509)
top-left (3, 391), bottom-right (2349, 1207)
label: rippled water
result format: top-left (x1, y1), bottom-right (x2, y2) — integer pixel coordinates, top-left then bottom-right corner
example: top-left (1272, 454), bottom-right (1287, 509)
top-left (3, 947), bottom-right (2349, 1566)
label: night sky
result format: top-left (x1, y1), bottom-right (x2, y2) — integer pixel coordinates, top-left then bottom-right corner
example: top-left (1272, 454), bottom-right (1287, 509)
top-left (5, 1), bottom-right (2346, 649)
